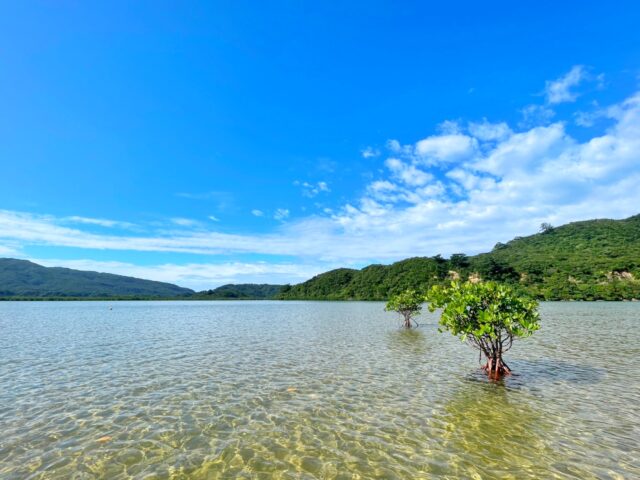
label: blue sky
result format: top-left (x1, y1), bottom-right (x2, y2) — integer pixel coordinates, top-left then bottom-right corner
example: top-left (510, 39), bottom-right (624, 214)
top-left (1, 1), bottom-right (640, 289)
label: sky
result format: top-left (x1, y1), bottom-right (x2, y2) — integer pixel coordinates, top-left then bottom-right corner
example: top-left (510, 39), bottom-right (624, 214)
top-left (1, 1), bottom-right (640, 290)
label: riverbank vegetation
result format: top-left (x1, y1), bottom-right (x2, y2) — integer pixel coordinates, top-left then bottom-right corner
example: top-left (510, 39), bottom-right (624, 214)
top-left (276, 215), bottom-right (640, 301)
top-left (191, 284), bottom-right (284, 300)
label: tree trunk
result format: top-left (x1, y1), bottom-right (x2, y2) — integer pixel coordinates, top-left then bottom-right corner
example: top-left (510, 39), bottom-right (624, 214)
top-left (480, 353), bottom-right (511, 379)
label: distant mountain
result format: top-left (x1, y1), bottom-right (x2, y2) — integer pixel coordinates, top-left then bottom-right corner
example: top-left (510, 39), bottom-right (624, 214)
top-left (194, 283), bottom-right (284, 299)
top-left (0, 259), bottom-right (194, 298)
top-left (277, 215), bottom-right (640, 301)
top-left (5, 214), bottom-right (640, 301)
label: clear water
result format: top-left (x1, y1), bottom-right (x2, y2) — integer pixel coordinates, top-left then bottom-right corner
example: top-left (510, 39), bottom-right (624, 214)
top-left (1, 301), bottom-right (639, 479)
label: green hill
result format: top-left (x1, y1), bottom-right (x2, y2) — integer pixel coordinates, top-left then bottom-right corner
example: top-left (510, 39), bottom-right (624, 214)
top-left (193, 283), bottom-right (284, 299)
top-left (277, 215), bottom-right (640, 301)
top-left (0, 258), bottom-right (194, 298)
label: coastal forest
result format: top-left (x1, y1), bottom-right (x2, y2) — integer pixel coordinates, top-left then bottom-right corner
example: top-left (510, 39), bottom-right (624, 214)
top-left (276, 215), bottom-right (640, 301)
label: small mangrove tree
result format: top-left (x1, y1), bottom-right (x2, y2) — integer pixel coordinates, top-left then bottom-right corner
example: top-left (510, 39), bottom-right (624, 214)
top-left (385, 289), bottom-right (423, 328)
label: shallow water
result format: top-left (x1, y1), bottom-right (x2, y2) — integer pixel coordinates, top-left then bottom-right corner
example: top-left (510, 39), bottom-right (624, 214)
top-left (0, 301), bottom-right (639, 479)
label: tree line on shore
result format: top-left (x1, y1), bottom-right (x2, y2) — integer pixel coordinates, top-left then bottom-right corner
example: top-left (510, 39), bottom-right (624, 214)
top-left (277, 215), bottom-right (640, 301)
top-left (2, 215), bottom-right (639, 301)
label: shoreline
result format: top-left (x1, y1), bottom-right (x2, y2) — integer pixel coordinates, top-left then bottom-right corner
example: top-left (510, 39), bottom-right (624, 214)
top-left (1, 297), bottom-right (638, 302)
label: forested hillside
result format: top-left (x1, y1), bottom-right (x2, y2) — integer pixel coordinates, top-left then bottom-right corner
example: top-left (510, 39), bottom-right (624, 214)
top-left (0, 259), bottom-right (193, 298)
top-left (277, 215), bottom-right (640, 301)
top-left (4, 215), bottom-right (639, 301)
top-left (193, 284), bottom-right (284, 299)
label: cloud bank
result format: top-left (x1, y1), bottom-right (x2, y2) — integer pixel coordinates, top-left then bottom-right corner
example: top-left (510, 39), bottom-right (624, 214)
top-left (1, 68), bottom-right (638, 287)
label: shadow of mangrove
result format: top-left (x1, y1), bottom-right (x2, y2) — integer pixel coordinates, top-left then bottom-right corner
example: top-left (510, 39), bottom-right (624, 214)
top-left (509, 358), bottom-right (606, 384)
top-left (462, 357), bottom-right (606, 389)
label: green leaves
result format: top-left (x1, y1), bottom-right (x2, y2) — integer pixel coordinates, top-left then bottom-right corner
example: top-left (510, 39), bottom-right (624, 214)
top-left (385, 289), bottom-right (423, 320)
top-left (385, 289), bottom-right (423, 313)
top-left (425, 281), bottom-right (540, 344)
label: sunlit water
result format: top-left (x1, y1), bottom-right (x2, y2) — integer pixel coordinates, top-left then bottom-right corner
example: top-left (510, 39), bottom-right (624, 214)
top-left (1, 301), bottom-right (639, 479)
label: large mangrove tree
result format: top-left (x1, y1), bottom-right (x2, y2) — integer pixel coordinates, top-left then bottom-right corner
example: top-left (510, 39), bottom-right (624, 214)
top-left (426, 281), bottom-right (540, 378)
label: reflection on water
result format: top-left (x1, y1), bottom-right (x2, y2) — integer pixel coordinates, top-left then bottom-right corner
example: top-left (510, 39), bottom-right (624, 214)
top-left (386, 328), bottom-right (429, 356)
top-left (0, 300), bottom-right (639, 479)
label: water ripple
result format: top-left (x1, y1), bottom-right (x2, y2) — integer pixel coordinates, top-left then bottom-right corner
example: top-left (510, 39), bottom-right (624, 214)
top-left (0, 300), bottom-right (639, 479)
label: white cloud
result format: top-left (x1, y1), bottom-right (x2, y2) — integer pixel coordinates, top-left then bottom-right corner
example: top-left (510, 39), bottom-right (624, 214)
top-left (361, 146), bottom-right (380, 158)
top-left (274, 208), bottom-right (290, 221)
top-left (473, 123), bottom-right (570, 176)
top-left (63, 216), bottom-right (135, 229)
top-left (574, 104), bottom-right (607, 127)
top-left (0, 244), bottom-right (20, 256)
top-left (468, 120), bottom-right (512, 141)
top-left (251, 209), bottom-right (264, 217)
top-left (522, 66), bottom-right (603, 127)
top-left (29, 258), bottom-right (335, 291)
top-left (328, 89), bottom-right (640, 257)
top-left (171, 217), bottom-right (202, 227)
top-left (437, 120), bottom-right (462, 135)
top-left (386, 139), bottom-right (412, 154)
top-left (369, 180), bottom-right (397, 192)
top-left (387, 139), bottom-right (402, 152)
top-left (415, 133), bottom-right (477, 164)
top-left (367, 180), bottom-right (400, 202)
top-left (295, 180), bottom-right (330, 198)
top-left (545, 65), bottom-right (586, 104)
top-left (446, 169), bottom-right (495, 191)
top-left (575, 111), bottom-right (597, 127)
top-left (520, 104), bottom-right (556, 128)
top-left (208, 215), bottom-right (220, 222)
top-left (385, 158), bottom-right (433, 186)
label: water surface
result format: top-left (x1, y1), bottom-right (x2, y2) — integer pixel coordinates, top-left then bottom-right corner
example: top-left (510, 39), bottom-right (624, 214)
top-left (1, 301), bottom-right (639, 479)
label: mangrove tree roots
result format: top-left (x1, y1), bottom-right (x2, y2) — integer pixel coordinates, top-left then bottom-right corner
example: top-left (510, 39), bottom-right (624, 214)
top-left (481, 356), bottom-right (512, 379)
